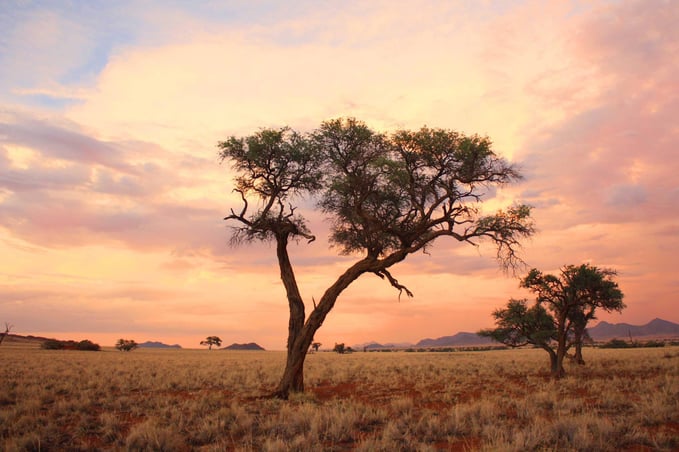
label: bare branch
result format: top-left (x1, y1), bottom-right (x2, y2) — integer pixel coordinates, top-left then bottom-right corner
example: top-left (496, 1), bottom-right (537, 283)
top-left (373, 269), bottom-right (414, 300)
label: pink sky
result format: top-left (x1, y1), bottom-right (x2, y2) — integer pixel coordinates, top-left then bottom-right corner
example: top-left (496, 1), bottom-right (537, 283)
top-left (1, 0), bottom-right (677, 349)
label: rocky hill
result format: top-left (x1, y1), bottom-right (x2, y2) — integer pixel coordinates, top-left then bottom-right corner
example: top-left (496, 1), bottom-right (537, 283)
top-left (222, 342), bottom-right (265, 351)
top-left (138, 341), bottom-right (182, 349)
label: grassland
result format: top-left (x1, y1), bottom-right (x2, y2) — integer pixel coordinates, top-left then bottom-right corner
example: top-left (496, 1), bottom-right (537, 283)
top-left (1, 342), bottom-right (677, 451)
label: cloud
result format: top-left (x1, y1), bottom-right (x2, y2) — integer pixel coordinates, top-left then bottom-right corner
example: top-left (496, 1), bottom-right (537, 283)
top-left (0, 110), bottom-right (232, 257)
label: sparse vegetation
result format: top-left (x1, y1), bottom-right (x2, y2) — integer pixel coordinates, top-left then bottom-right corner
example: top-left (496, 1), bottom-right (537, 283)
top-left (600, 338), bottom-right (667, 349)
top-left (1, 344), bottom-right (677, 450)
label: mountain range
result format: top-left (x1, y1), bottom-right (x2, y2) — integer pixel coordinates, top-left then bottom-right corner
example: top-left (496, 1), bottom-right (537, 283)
top-left (222, 342), bottom-right (265, 351)
top-left (138, 341), bottom-right (182, 349)
top-left (356, 318), bottom-right (679, 350)
top-left (586, 318), bottom-right (679, 340)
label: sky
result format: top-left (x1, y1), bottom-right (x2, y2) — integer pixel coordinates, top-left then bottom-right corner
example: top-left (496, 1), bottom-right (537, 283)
top-left (1, 0), bottom-right (677, 350)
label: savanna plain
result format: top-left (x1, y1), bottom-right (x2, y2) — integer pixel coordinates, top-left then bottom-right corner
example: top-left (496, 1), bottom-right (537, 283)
top-left (1, 342), bottom-right (678, 451)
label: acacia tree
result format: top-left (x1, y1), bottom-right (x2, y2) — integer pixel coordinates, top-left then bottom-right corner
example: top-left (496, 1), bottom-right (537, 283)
top-left (115, 339), bottom-right (138, 352)
top-left (200, 336), bottom-right (222, 350)
top-left (523, 264), bottom-right (624, 369)
top-left (219, 118), bottom-right (534, 398)
top-left (481, 264), bottom-right (624, 377)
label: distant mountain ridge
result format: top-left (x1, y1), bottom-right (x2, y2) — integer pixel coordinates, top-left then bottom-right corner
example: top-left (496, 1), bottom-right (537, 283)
top-left (416, 332), bottom-right (494, 348)
top-left (138, 341), bottom-right (182, 349)
top-left (355, 318), bottom-right (679, 350)
top-left (222, 342), bottom-right (265, 351)
top-left (587, 318), bottom-right (679, 340)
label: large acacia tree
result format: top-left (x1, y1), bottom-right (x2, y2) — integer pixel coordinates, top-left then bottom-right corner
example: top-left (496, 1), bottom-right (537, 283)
top-left (219, 118), bottom-right (534, 398)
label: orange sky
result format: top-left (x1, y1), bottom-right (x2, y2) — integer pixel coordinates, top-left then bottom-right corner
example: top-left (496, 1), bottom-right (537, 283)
top-left (1, 0), bottom-right (677, 349)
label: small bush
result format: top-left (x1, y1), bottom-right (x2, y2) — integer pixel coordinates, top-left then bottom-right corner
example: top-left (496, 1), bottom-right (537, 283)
top-left (41, 339), bottom-right (64, 350)
top-left (599, 339), bottom-right (632, 349)
top-left (642, 340), bottom-right (665, 348)
top-left (41, 338), bottom-right (100, 351)
top-left (77, 340), bottom-right (101, 351)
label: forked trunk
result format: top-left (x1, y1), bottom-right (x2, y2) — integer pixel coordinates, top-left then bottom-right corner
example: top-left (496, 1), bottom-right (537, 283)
top-left (542, 345), bottom-right (564, 378)
top-left (274, 257), bottom-right (376, 399)
top-left (274, 319), bottom-right (317, 398)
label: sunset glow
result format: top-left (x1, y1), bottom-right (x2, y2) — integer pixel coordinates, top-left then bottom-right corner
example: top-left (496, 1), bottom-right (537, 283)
top-left (1, 0), bottom-right (677, 349)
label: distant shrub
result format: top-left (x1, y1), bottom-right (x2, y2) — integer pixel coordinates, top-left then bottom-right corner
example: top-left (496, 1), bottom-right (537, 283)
top-left (41, 338), bottom-right (100, 351)
top-left (599, 339), bottom-right (632, 349)
top-left (600, 339), bottom-right (667, 349)
top-left (41, 339), bottom-right (64, 350)
top-left (642, 340), bottom-right (665, 348)
top-left (77, 340), bottom-right (101, 351)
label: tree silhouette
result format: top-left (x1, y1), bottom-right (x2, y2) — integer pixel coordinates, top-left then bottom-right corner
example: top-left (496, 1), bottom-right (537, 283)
top-left (200, 336), bottom-right (222, 350)
top-left (310, 342), bottom-right (321, 352)
top-left (219, 118), bottom-right (534, 398)
top-left (115, 339), bottom-right (138, 352)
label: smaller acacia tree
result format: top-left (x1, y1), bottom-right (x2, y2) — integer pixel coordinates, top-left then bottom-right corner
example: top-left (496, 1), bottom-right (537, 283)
top-left (200, 336), bottom-right (222, 350)
top-left (310, 342), bottom-right (321, 352)
top-left (480, 264), bottom-right (624, 377)
top-left (116, 339), bottom-right (138, 352)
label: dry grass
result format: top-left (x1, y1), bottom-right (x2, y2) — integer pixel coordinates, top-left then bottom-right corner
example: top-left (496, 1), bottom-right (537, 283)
top-left (1, 345), bottom-right (677, 451)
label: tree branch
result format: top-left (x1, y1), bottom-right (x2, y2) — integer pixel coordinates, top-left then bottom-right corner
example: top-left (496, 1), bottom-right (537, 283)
top-left (373, 268), bottom-right (414, 300)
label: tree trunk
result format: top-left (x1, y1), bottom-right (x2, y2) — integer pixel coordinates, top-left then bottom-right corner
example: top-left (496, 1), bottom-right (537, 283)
top-left (573, 341), bottom-right (585, 365)
top-left (540, 344), bottom-right (563, 378)
top-left (553, 334), bottom-right (567, 378)
top-left (274, 257), bottom-right (376, 399)
top-left (275, 234), bottom-right (307, 396)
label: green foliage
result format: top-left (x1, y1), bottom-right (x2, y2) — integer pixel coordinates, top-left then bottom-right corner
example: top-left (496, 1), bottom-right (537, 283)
top-left (116, 339), bottom-right (138, 352)
top-left (479, 298), bottom-right (556, 348)
top-left (483, 264), bottom-right (625, 377)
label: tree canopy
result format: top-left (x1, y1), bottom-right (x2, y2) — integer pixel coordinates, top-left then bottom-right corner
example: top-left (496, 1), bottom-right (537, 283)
top-left (219, 117), bottom-right (534, 398)
top-left (200, 336), bottom-right (223, 350)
